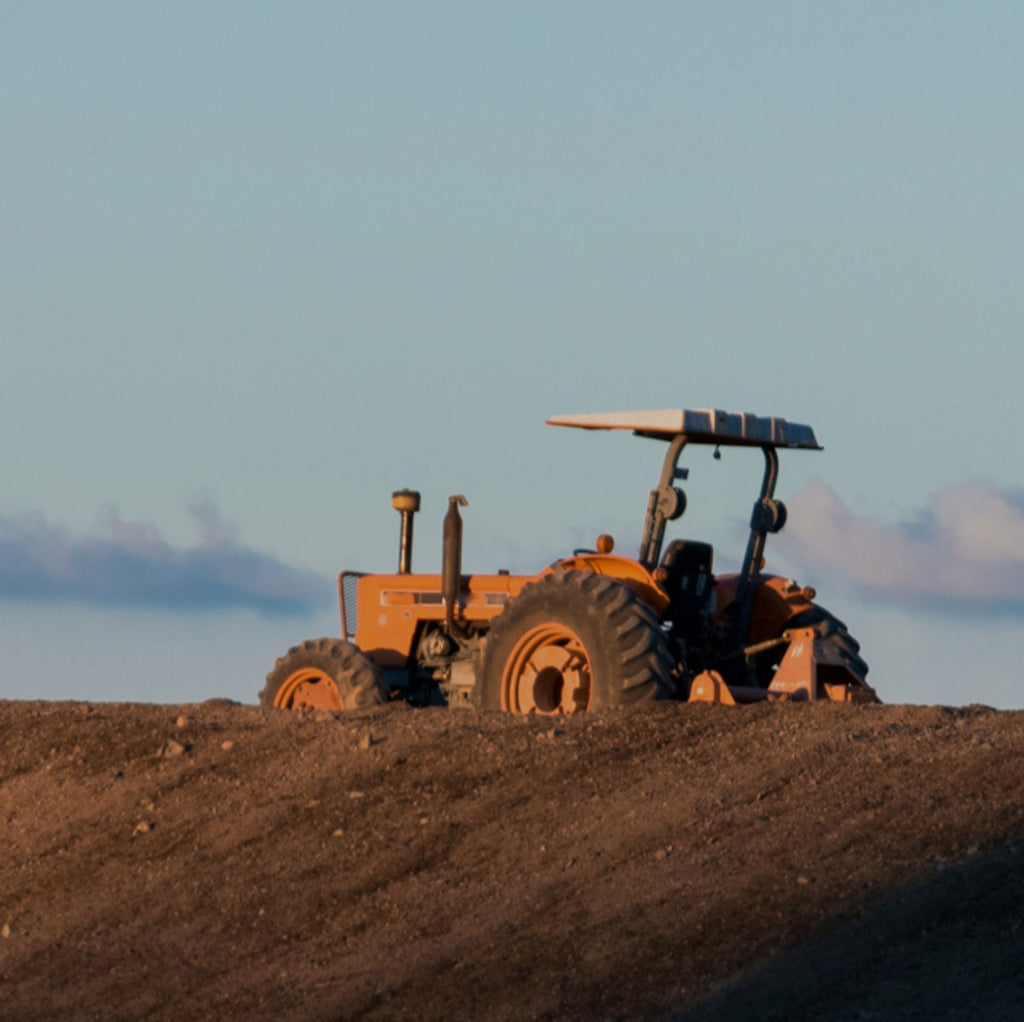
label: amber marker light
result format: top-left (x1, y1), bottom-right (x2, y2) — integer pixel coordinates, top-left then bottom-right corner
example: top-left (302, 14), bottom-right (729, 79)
top-left (596, 534), bottom-right (614, 554)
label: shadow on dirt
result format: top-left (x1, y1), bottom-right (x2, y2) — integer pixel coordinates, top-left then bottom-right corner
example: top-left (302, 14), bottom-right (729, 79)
top-left (677, 841), bottom-right (1024, 1021)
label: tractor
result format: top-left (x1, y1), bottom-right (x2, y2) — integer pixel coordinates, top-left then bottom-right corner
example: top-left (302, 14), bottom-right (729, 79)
top-left (261, 408), bottom-right (877, 714)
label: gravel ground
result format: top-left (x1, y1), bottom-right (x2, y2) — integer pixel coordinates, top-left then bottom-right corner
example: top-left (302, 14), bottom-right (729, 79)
top-left (1, 698), bottom-right (1022, 1020)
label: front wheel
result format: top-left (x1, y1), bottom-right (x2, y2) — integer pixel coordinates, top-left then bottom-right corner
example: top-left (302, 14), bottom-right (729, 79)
top-left (260, 638), bottom-right (387, 710)
top-left (477, 570), bottom-right (674, 714)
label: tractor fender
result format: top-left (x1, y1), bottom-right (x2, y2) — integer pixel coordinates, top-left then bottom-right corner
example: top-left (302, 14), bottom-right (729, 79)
top-left (548, 554), bottom-right (670, 615)
top-left (711, 572), bottom-right (817, 643)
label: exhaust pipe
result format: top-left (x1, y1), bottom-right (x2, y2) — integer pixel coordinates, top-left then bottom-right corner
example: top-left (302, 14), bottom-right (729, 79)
top-left (391, 489), bottom-right (421, 574)
top-left (442, 494), bottom-right (468, 632)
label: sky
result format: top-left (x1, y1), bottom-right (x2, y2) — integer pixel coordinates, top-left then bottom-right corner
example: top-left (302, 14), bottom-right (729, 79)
top-left (2, 2), bottom-right (1022, 708)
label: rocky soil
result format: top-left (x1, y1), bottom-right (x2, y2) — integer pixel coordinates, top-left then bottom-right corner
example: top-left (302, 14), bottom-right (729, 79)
top-left (1, 698), bottom-right (1023, 1020)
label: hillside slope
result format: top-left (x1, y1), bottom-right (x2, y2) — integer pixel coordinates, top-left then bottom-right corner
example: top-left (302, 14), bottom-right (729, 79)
top-left (1, 699), bottom-right (1022, 1019)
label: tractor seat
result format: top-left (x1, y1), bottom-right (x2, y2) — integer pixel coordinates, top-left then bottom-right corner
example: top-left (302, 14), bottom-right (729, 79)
top-left (660, 539), bottom-right (714, 641)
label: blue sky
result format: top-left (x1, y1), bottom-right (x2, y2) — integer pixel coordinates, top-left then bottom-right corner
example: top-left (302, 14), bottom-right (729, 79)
top-left (2, 2), bottom-right (1022, 707)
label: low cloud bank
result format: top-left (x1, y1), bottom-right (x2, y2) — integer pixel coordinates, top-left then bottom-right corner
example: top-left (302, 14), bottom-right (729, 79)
top-left (0, 496), bottom-right (330, 615)
top-left (780, 480), bottom-right (1024, 615)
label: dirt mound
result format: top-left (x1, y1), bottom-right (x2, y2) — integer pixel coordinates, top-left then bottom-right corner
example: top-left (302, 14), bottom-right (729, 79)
top-left (2, 698), bottom-right (1023, 1019)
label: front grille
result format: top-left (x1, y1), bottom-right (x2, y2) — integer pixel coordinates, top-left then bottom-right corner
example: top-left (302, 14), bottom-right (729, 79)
top-left (339, 571), bottom-right (363, 640)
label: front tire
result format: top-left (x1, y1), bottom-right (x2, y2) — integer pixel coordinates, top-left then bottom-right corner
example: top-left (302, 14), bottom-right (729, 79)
top-left (260, 638), bottom-right (387, 711)
top-left (477, 570), bottom-right (674, 714)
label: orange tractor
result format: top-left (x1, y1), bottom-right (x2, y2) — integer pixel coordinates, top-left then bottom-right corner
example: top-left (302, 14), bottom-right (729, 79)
top-left (261, 408), bottom-right (876, 714)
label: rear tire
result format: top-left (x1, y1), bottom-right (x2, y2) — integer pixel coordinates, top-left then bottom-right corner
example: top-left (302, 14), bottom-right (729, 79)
top-left (260, 638), bottom-right (387, 710)
top-left (477, 570), bottom-right (674, 714)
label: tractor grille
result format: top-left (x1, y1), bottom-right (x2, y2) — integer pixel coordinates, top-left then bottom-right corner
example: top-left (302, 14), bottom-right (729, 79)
top-left (339, 571), bottom-right (364, 641)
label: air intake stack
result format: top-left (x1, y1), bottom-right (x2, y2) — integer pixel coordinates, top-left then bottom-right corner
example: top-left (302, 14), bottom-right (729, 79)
top-left (392, 489), bottom-right (421, 574)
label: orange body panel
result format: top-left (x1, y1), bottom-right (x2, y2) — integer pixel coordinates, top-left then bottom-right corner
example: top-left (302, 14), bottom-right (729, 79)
top-left (350, 572), bottom-right (530, 667)
top-left (552, 553), bottom-right (670, 615)
top-left (346, 555), bottom-right (668, 670)
top-left (712, 573), bottom-right (817, 642)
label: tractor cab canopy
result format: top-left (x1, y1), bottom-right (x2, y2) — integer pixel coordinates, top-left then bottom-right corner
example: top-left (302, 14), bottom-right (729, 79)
top-left (545, 408), bottom-right (821, 450)
top-left (546, 407), bottom-right (821, 593)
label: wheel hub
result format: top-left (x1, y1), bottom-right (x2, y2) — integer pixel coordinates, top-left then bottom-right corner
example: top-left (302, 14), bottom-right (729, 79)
top-left (277, 667), bottom-right (346, 711)
top-left (502, 624), bottom-right (591, 714)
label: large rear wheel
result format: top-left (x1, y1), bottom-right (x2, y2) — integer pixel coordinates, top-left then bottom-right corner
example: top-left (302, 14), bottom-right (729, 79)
top-left (477, 570), bottom-right (674, 714)
top-left (260, 638), bottom-right (387, 711)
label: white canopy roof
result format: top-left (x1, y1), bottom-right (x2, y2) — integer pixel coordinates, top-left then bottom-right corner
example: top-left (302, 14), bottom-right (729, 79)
top-left (545, 408), bottom-right (821, 449)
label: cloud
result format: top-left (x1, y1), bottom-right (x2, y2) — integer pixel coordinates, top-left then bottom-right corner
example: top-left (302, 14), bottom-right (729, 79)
top-left (0, 497), bottom-right (331, 616)
top-left (778, 480), bottom-right (1024, 615)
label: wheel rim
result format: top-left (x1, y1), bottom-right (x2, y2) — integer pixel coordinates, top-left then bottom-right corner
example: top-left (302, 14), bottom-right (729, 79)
top-left (275, 667), bottom-right (345, 711)
top-left (501, 623), bottom-right (592, 714)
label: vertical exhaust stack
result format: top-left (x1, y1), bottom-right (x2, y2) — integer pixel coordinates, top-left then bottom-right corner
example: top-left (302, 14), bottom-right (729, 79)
top-left (442, 495), bottom-right (468, 632)
top-left (392, 489), bottom-right (421, 574)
